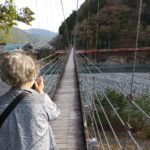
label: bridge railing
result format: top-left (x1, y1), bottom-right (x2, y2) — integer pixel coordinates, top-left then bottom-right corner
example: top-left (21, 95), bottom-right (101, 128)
top-left (76, 47), bottom-right (150, 54)
top-left (75, 52), bottom-right (150, 150)
top-left (38, 50), bottom-right (69, 97)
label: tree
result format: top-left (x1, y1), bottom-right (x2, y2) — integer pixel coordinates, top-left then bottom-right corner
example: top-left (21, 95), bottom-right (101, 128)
top-left (49, 35), bottom-right (65, 50)
top-left (0, 0), bottom-right (34, 32)
top-left (59, 11), bottom-right (77, 47)
top-left (94, 88), bottom-right (127, 130)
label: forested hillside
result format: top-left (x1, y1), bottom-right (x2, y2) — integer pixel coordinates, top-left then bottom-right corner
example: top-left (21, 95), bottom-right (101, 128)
top-left (26, 28), bottom-right (57, 39)
top-left (51, 0), bottom-right (150, 49)
top-left (0, 27), bottom-right (37, 44)
top-left (0, 27), bottom-right (57, 44)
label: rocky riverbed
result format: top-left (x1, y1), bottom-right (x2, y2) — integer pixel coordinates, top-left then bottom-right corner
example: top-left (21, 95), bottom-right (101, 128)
top-left (0, 74), bottom-right (59, 96)
top-left (80, 72), bottom-right (150, 96)
top-left (1, 73), bottom-right (150, 96)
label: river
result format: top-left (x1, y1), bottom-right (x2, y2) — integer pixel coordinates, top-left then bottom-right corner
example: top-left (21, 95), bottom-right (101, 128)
top-left (4, 43), bottom-right (25, 51)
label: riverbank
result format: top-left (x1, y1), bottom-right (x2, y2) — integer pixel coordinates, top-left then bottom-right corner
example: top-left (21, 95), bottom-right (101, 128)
top-left (80, 72), bottom-right (150, 96)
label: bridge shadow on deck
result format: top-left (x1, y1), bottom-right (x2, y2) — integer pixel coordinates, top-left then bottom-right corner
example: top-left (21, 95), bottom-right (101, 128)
top-left (52, 49), bottom-right (86, 150)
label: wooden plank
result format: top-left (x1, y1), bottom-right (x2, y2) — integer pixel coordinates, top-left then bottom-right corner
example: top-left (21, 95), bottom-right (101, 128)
top-left (51, 50), bottom-right (86, 150)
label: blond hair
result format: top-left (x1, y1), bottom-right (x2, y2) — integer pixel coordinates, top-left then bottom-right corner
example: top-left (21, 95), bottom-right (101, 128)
top-left (0, 50), bottom-right (39, 86)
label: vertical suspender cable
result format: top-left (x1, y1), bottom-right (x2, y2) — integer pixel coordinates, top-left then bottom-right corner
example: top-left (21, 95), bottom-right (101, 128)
top-left (35, 0), bottom-right (39, 29)
top-left (45, 0), bottom-right (49, 30)
top-left (129, 0), bottom-right (143, 125)
top-left (95, 0), bottom-right (100, 64)
top-left (86, 11), bottom-right (89, 50)
top-left (60, 0), bottom-right (71, 47)
top-left (13, 0), bottom-right (21, 48)
top-left (73, 0), bottom-right (79, 49)
top-left (130, 0), bottom-right (143, 93)
top-left (95, 0), bottom-right (100, 49)
top-left (35, 0), bottom-right (43, 59)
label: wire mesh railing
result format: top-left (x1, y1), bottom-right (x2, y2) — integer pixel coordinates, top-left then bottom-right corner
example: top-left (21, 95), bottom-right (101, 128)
top-left (75, 52), bottom-right (150, 150)
top-left (38, 51), bottom-right (69, 97)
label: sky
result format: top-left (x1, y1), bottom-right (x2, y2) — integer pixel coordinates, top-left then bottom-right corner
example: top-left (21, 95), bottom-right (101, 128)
top-left (12, 0), bottom-right (85, 32)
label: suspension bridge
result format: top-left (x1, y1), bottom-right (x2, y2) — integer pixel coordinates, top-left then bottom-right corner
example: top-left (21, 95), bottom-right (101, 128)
top-left (41, 47), bottom-right (150, 150)
top-left (0, 0), bottom-right (150, 149)
top-left (39, 45), bottom-right (150, 149)
top-left (1, 47), bottom-right (150, 149)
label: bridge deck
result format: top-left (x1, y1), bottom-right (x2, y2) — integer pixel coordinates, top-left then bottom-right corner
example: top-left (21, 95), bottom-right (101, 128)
top-left (52, 50), bottom-right (86, 150)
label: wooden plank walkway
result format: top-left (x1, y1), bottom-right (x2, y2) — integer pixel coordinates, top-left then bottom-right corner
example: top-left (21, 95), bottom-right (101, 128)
top-left (52, 49), bottom-right (86, 150)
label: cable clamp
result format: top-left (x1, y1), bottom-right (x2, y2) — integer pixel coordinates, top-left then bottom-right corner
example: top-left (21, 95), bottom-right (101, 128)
top-left (124, 123), bottom-right (133, 131)
top-left (127, 94), bottom-right (134, 102)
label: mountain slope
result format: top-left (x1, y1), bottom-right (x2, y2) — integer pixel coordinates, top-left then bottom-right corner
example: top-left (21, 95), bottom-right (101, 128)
top-left (0, 28), bottom-right (57, 44)
top-left (56, 0), bottom-right (150, 49)
top-left (0, 27), bottom-right (38, 44)
top-left (26, 28), bottom-right (57, 41)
